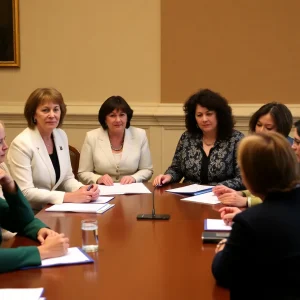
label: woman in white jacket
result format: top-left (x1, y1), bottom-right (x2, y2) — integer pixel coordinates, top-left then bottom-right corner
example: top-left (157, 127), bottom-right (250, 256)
top-left (78, 96), bottom-right (153, 186)
top-left (7, 88), bottom-right (99, 212)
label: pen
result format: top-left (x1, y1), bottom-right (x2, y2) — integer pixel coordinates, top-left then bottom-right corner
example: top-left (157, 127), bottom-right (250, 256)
top-left (87, 184), bottom-right (93, 191)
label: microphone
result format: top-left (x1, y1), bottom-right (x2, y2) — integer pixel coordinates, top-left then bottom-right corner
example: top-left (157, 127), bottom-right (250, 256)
top-left (60, 146), bottom-right (63, 150)
top-left (137, 185), bottom-right (170, 220)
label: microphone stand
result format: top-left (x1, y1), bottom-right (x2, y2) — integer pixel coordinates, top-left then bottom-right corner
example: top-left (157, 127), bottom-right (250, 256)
top-left (137, 185), bottom-right (170, 220)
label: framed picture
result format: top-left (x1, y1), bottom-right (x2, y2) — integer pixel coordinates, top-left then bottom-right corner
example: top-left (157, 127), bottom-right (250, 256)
top-left (0, 0), bottom-right (20, 67)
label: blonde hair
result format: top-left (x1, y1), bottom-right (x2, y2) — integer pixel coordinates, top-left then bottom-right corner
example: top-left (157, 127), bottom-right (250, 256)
top-left (238, 132), bottom-right (300, 196)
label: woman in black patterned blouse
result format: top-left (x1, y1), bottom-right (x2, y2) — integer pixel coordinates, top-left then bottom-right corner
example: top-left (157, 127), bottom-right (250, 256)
top-left (153, 89), bottom-right (244, 190)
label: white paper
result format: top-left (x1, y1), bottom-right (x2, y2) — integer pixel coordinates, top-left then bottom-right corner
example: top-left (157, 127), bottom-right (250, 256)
top-left (99, 183), bottom-right (151, 195)
top-left (41, 247), bottom-right (91, 267)
top-left (181, 192), bottom-right (220, 204)
top-left (45, 203), bottom-right (114, 213)
top-left (205, 219), bottom-right (232, 231)
top-left (166, 184), bottom-right (214, 194)
top-left (0, 288), bottom-right (44, 300)
top-left (90, 196), bottom-right (114, 204)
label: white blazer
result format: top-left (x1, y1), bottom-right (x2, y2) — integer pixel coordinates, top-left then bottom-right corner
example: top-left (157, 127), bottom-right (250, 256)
top-left (78, 126), bottom-right (153, 184)
top-left (7, 127), bottom-right (83, 210)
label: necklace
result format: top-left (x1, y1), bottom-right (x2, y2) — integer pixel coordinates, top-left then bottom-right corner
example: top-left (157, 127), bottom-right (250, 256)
top-left (111, 144), bottom-right (123, 151)
top-left (203, 139), bottom-right (215, 146)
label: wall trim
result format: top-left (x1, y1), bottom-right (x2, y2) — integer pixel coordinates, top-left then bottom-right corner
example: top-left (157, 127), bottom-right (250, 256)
top-left (1, 102), bottom-right (300, 128)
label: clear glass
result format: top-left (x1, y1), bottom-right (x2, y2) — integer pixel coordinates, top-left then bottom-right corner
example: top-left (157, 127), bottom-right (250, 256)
top-left (81, 219), bottom-right (99, 252)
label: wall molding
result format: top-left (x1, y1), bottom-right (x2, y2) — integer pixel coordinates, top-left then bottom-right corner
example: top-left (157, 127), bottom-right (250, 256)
top-left (2, 102), bottom-right (300, 128)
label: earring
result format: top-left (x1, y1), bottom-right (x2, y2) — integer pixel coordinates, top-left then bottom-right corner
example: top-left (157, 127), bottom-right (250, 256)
top-left (32, 117), bottom-right (37, 124)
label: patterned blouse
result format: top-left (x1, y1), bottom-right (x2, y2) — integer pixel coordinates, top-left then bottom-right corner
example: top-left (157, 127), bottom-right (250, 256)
top-left (165, 130), bottom-right (245, 190)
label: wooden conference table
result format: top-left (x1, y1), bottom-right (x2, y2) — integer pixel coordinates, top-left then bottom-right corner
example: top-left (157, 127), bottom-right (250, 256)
top-left (0, 183), bottom-right (229, 300)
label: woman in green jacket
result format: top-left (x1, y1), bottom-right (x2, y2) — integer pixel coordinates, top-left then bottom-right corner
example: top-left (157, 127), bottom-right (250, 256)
top-left (0, 169), bottom-right (69, 273)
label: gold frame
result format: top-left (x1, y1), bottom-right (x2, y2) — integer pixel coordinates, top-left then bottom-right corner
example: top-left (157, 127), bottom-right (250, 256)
top-left (0, 0), bottom-right (20, 67)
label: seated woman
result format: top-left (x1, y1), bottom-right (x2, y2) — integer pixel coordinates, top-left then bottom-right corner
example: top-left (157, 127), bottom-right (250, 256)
top-left (153, 89), bottom-right (244, 190)
top-left (0, 121), bottom-right (17, 240)
top-left (7, 88), bottom-right (99, 212)
top-left (0, 169), bottom-right (69, 273)
top-left (212, 132), bottom-right (300, 299)
top-left (78, 96), bottom-right (153, 186)
top-left (213, 102), bottom-right (293, 207)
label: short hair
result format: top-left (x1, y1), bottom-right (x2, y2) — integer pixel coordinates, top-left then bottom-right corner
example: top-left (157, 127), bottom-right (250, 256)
top-left (98, 96), bottom-right (133, 129)
top-left (249, 102), bottom-right (293, 137)
top-left (183, 89), bottom-right (235, 140)
top-left (238, 132), bottom-right (300, 196)
top-left (24, 88), bottom-right (67, 129)
top-left (294, 120), bottom-right (300, 136)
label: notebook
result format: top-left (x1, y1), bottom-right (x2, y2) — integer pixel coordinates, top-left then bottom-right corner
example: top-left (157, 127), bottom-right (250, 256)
top-left (204, 219), bottom-right (232, 231)
top-left (23, 247), bottom-right (93, 269)
top-left (45, 203), bottom-right (114, 213)
top-left (166, 184), bottom-right (214, 196)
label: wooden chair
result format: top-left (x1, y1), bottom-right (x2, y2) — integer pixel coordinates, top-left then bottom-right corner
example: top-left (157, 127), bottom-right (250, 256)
top-left (69, 145), bottom-right (80, 180)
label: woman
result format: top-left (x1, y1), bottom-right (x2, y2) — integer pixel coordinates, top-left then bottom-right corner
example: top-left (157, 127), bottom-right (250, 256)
top-left (78, 96), bottom-right (153, 185)
top-left (7, 88), bottom-right (99, 212)
top-left (292, 120), bottom-right (300, 162)
top-left (212, 132), bottom-right (300, 299)
top-left (0, 169), bottom-right (69, 273)
top-left (214, 102), bottom-right (293, 207)
top-left (153, 89), bottom-right (244, 190)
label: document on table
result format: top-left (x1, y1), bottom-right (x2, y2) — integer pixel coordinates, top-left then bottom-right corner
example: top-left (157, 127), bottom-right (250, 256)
top-left (0, 287), bottom-right (44, 300)
top-left (22, 247), bottom-right (93, 270)
top-left (90, 196), bottom-right (114, 204)
top-left (45, 203), bottom-right (114, 214)
top-left (99, 182), bottom-right (151, 196)
top-left (166, 184), bottom-right (214, 196)
top-left (181, 192), bottom-right (220, 204)
top-left (204, 219), bottom-right (232, 231)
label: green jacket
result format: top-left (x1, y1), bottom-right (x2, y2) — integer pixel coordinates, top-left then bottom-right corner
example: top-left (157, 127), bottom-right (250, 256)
top-left (243, 190), bottom-right (262, 207)
top-left (0, 186), bottom-right (46, 273)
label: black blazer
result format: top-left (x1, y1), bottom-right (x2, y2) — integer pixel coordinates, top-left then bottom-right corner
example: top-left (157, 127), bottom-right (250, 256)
top-left (212, 187), bottom-right (300, 300)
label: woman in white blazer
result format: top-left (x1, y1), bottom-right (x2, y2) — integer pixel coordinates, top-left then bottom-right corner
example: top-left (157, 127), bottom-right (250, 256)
top-left (7, 88), bottom-right (99, 212)
top-left (78, 96), bottom-right (153, 185)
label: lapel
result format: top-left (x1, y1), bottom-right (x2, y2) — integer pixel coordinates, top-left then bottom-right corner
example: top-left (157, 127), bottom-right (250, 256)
top-left (52, 129), bottom-right (66, 190)
top-left (98, 128), bottom-right (116, 167)
top-left (120, 128), bottom-right (133, 165)
top-left (31, 127), bottom-right (56, 188)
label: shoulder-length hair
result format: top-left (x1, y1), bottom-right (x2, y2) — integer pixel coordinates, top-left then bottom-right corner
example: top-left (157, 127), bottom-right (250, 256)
top-left (249, 102), bottom-right (293, 137)
top-left (183, 89), bottom-right (235, 140)
top-left (98, 96), bottom-right (133, 130)
top-left (238, 132), bottom-right (300, 197)
top-left (24, 88), bottom-right (67, 129)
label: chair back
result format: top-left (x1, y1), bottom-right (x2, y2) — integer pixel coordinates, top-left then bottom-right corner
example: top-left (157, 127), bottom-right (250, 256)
top-left (69, 145), bottom-right (80, 180)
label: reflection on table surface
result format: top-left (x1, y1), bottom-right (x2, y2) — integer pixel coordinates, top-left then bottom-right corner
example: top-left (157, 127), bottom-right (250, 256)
top-left (0, 183), bottom-right (229, 300)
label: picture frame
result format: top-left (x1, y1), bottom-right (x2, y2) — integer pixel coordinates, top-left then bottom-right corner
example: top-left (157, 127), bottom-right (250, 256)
top-left (0, 0), bottom-right (20, 67)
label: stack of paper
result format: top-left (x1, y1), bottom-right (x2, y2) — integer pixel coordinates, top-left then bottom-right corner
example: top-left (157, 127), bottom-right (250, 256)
top-left (45, 203), bottom-right (114, 213)
top-left (166, 184), bottom-right (214, 196)
top-left (23, 247), bottom-right (93, 270)
top-left (0, 288), bottom-right (44, 300)
top-left (204, 219), bottom-right (232, 231)
top-left (99, 182), bottom-right (151, 195)
top-left (181, 192), bottom-right (220, 204)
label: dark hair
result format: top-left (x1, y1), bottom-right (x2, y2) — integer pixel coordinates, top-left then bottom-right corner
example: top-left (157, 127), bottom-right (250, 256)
top-left (294, 120), bottom-right (300, 136)
top-left (183, 89), bottom-right (234, 140)
top-left (24, 88), bottom-right (67, 129)
top-left (238, 132), bottom-right (300, 196)
top-left (98, 96), bottom-right (133, 129)
top-left (249, 102), bottom-right (293, 137)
